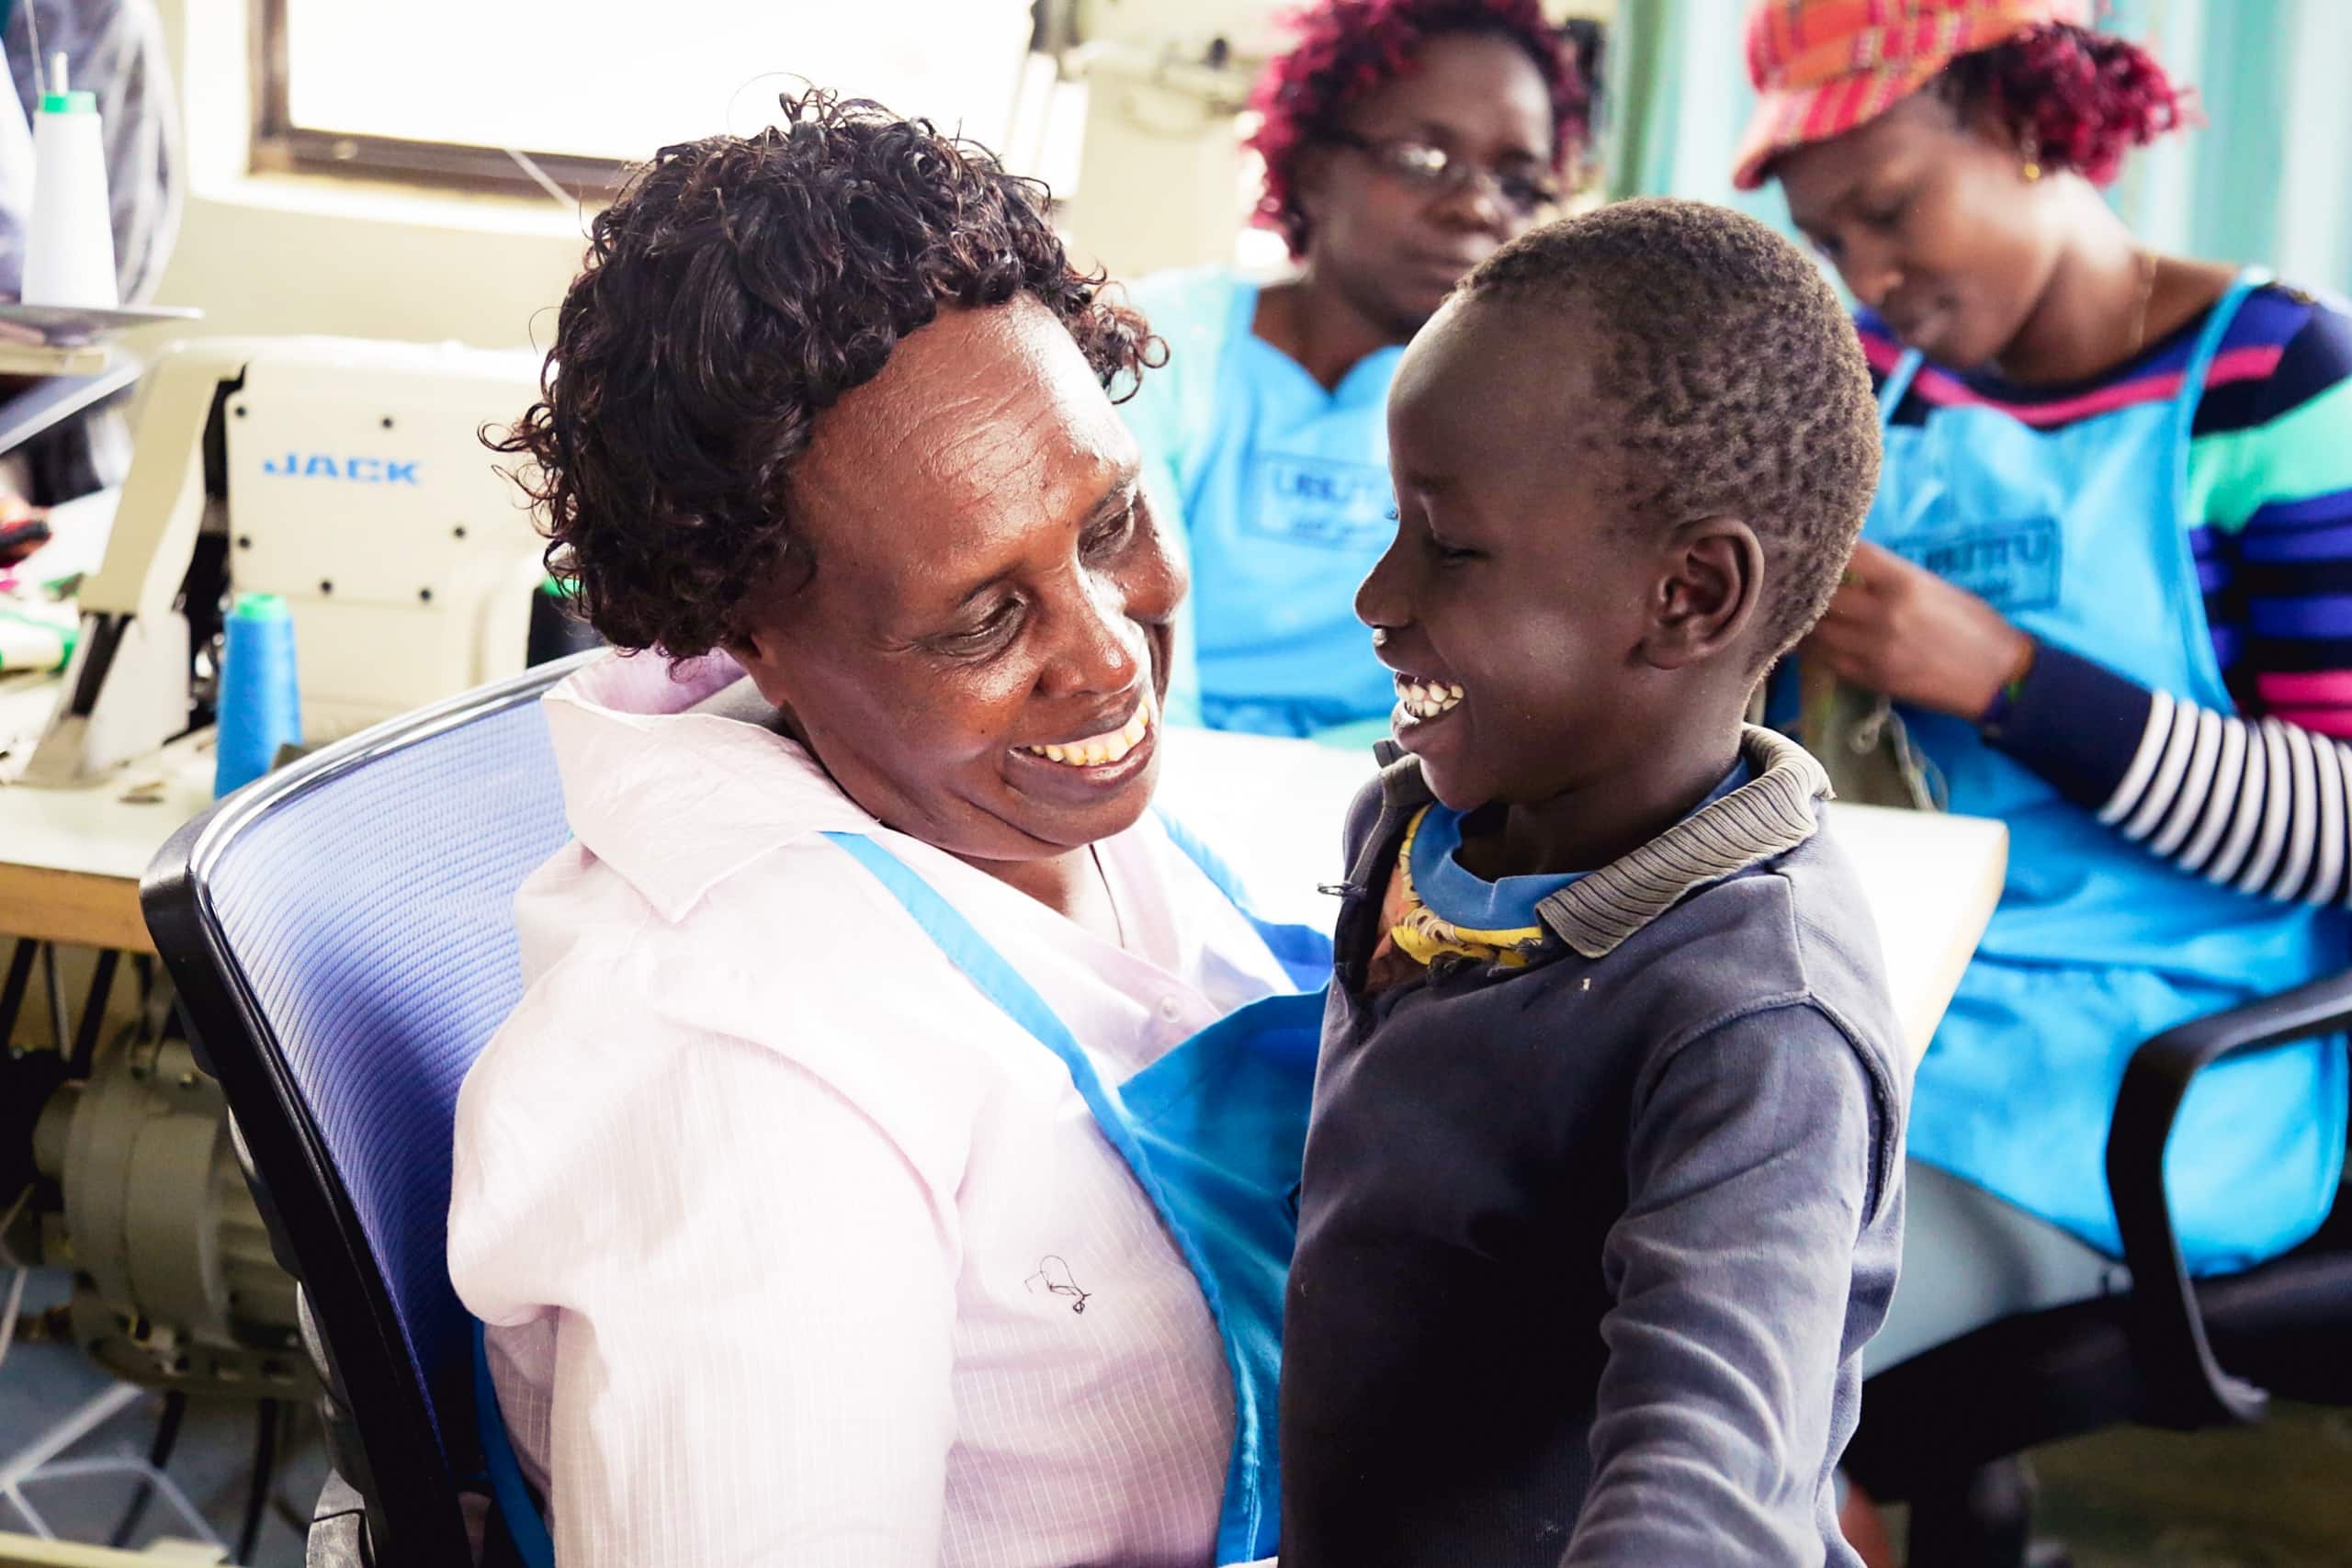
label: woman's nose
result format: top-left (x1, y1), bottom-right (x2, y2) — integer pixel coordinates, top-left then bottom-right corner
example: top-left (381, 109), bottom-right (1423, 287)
top-left (1043, 570), bottom-right (1148, 697)
top-left (1430, 175), bottom-right (1510, 239)
top-left (1839, 233), bottom-right (1904, 314)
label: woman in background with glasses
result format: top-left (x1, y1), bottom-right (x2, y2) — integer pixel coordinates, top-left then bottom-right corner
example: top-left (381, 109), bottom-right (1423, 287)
top-left (1121, 0), bottom-right (1587, 741)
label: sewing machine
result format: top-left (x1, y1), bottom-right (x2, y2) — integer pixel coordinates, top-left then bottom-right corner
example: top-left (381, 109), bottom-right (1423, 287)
top-left (20, 336), bottom-right (553, 787)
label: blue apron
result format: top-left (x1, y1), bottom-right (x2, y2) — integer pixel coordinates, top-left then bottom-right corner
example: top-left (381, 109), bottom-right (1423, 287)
top-left (482, 818), bottom-right (1329, 1567)
top-left (1871, 268), bottom-right (2349, 1272)
top-left (1183, 281), bottom-right (1404, 738)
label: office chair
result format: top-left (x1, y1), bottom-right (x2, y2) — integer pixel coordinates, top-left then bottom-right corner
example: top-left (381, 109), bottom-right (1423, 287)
top-left (141, 651), bottom-right (597, 1566)
top-left (1844, 976), bottom-right (2352, 1567)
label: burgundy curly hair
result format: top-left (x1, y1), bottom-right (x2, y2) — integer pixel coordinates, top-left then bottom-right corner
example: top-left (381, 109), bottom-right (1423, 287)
top-left (1938, 22), bottom-right (2191, 186)
top-left (489, 91), bottom-right (1155, 661)
top-left (1246, 0), bottom-right (1590, 258)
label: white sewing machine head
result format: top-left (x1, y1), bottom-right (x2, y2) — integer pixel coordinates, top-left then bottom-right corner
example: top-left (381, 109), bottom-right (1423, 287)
top-left (25, 336), bottom-right (559, 786)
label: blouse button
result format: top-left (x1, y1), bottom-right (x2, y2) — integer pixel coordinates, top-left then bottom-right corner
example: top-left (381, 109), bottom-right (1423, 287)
top-left (1159, 996), bottom-right (1184, 1023)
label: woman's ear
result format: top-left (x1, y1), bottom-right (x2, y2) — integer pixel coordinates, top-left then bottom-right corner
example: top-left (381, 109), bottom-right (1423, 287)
top-left (1641, 516), bottom-right (1763, 671)
top-left (723, 544), bottom-right (821, 713)
top-left (1962, 96), bottom-right (2030, 163)
top-left (1292, 143), bottom-right (1340, 231)
top-left (722, 630), bottom-right (808, 743)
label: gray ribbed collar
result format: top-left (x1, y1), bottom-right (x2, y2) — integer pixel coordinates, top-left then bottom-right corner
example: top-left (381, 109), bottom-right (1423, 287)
top-left (1374, 726), bottom-right (1833, 960)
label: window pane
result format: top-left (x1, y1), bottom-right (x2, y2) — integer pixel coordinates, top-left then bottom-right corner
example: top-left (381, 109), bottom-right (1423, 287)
top-left (283, 1), bottom-right (1036, 163)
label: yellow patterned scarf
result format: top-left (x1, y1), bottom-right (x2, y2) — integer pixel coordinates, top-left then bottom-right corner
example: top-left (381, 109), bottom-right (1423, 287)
top-left (1369, 807), bottom-right (1547, 983)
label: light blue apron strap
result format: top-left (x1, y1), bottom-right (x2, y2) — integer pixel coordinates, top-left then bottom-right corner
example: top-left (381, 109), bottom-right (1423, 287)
top-left (832, 829), bottom-right (1294, 1562)
top-left (474, 1319), bottom-right (557, 1568)
top-left (1878, 346), bottom-right (1926, 421)
top-left (819, 832), bottom-right (1236, 1303)
top-left (2171, 266), bottom-right (2269, 447)
top-left (1154, 808), bottom-right (1335, 989)
top-left (1155, 807), bottom-right (1256, 911)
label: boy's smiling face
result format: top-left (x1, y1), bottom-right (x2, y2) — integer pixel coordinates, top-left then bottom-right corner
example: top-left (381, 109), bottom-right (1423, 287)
top-left (1360, 293), bottom-right (1762, 828)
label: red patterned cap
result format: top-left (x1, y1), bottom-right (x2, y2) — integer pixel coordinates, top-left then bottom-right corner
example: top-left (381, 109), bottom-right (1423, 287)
top-left (1732, 0), bottom-right (2092, 189)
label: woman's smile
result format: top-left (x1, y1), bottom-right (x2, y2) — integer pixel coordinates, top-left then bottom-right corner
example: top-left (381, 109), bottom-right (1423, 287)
top-left (1006, 687), bottom-right (1160, 806)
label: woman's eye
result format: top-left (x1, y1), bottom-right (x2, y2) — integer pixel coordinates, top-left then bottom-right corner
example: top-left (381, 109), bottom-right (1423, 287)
top-left (1423, 534), bottom-right (1479, 566)
top-left (1083, 501), bottom-right (1138, 554)
top-left (942, 600), bottom-right (1023, 657)
top-left (1862, 196), bottom-right (1908, 231)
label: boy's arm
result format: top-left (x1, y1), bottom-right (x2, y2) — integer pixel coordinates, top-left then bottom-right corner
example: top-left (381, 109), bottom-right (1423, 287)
top-left (1566, 1004), bottom-right (1896, 1567)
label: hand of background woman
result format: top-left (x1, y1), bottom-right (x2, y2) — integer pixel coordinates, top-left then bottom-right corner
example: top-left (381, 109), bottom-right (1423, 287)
top-left (1804, 540), bottom-right (2037, 721)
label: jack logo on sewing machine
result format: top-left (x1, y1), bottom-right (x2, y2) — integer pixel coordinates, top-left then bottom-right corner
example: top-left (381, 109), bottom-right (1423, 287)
top-left (259, 454), bottom-right (422, 483)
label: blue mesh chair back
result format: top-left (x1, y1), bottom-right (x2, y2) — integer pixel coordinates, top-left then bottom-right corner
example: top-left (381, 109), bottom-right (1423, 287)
top-left (143, 654), bottom-right (592, 1565)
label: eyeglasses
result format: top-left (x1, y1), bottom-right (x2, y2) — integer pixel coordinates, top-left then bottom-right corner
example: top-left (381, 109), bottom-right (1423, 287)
top-left (1323, 132), bottom-right (1563, 217)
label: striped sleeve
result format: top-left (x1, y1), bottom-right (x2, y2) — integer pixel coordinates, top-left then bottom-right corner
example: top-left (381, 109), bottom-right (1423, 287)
top-left (1986, 640), bottom-right (2352, 905)
top-left (1978, 295), bottom-right (2352, 906)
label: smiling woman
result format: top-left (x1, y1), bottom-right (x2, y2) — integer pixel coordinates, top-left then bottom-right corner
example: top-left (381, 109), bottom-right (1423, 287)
top-left (452, 91), bottom-right (1328, 1568)
top-left (1118, 0), bottom-right (1589, 740)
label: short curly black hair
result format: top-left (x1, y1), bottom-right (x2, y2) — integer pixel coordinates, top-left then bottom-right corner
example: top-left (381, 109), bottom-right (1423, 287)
top-left (1459, 198), bottom-right (1880, 661)
top-left (490, 90), bottom-right (1157, 660)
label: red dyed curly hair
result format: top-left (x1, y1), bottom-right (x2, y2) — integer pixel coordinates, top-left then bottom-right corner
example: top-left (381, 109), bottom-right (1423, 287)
top-left (1939, 22), bottom-right (2192, 186)
top-left (1246, 0), bottom-right (1589, 259)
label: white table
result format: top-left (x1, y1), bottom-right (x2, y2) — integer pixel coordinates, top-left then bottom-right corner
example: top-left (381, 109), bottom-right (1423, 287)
top-left (0, 673), bottom-right (211, 951)
top-left (1156, 726), bottom-right (2007, 1070)
top-left (0, 673), bottom-right (2007, 1055)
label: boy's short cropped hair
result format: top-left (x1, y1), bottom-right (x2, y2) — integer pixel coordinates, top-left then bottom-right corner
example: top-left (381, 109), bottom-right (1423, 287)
top-left (1457, 197), bottom-right (1881, 660)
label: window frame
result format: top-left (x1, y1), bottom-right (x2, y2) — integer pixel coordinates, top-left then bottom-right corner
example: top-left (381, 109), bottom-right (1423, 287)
top-left (248, 0), bottom-right (629, 201)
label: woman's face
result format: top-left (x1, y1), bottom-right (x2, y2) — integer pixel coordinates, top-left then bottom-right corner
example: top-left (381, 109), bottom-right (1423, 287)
top-left (1300, 30), bottom-right (1560, 337)
top-left (1777, 89), bottom-right (2066, 370)
top-left (732, 297), bottom-right (1182, 869)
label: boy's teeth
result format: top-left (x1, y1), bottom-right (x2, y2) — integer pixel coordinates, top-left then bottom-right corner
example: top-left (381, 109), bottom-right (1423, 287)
top-left (1394, 673), bottom-right (1464, 721)
top-left (1024, 694), bottom-right (1155, 767)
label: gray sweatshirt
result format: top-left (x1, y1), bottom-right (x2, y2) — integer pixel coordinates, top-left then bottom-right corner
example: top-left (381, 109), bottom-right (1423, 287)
top-left (1280, 726), bottom-right (1908, 1567)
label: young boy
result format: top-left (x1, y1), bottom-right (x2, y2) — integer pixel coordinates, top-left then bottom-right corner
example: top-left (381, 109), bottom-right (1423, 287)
top-left (1279, 198), bottom-right (1901, 1566)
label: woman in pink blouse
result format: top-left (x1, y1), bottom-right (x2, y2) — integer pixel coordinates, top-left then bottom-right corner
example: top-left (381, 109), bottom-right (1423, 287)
top-left (451, 93), bottom-right (1317, 1566)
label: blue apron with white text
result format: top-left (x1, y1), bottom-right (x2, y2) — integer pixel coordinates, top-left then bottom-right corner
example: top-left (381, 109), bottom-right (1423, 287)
top-left (1183, 282), bottom-right (1404, 738)
top-left (828, 821), bottom-right (1325, 1565)
top-left (1871, 268), bottom-right (2348, 1271)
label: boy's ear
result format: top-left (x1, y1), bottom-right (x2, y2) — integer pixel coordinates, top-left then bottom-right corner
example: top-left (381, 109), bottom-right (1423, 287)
top-left (1641, 516), bottom-right (1763, 671)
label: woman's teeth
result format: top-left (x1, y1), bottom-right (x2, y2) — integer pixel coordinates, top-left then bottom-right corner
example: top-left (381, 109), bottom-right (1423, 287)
top-left (1024, 694), bottom-right (1154, 767)
top-left (1396, 676), bottom-right (1464, 721)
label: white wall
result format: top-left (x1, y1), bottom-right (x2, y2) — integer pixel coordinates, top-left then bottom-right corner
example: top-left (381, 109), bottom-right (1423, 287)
top-left (138, 0), bottom-right (1614, 347)
top-left (143, 0), bottom-right (588, 349)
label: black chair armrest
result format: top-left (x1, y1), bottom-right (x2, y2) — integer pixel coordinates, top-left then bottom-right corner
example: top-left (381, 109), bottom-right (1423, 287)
top-left (2106, 965), bottom-right (2352, 1429)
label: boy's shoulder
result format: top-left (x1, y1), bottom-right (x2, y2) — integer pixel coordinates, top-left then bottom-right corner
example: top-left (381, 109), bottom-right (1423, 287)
top-left (1602, 828), bottom-right (1902, 1090)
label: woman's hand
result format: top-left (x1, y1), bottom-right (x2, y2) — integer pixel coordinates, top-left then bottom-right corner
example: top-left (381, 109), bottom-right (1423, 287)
top-left (1805, 540), bottom-right (2037, 721)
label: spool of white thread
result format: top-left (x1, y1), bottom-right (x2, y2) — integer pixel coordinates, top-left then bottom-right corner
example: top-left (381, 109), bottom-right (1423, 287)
top-left (23, 53), bottom-right (118, 310)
